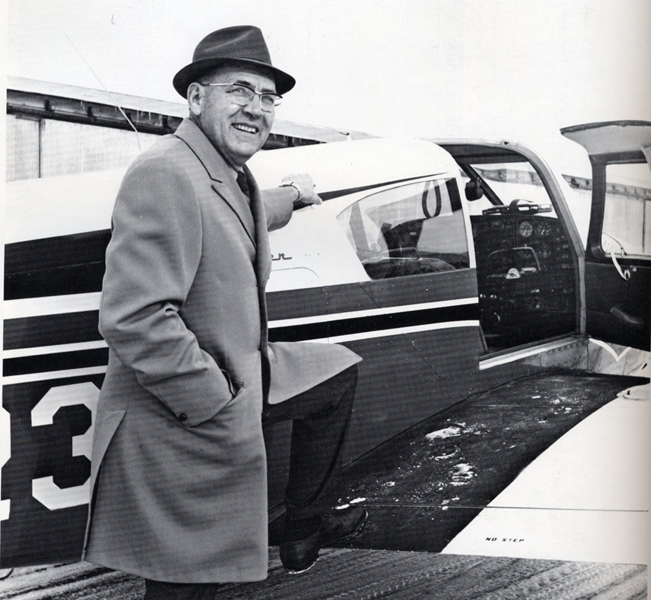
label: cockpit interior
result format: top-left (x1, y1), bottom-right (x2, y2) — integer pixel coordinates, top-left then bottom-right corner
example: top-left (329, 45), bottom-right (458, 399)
top-left (441, 144), bottom-right (578, 353)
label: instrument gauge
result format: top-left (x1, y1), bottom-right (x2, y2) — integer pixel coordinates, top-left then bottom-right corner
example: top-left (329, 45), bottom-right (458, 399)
top-left (519, 221), bottom-right (533, 238)
top-left (538, 243), bottom-right (552, 259)
top-left (535, 222), bottom-right (552, 237)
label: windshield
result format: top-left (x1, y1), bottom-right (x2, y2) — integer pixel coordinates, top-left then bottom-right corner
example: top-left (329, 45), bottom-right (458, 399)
top-left (461, 161), bottom-right (558, 219)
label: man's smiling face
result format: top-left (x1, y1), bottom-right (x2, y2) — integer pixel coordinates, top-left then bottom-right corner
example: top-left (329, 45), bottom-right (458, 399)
top-left (190, 64), bottom-right (276, 168)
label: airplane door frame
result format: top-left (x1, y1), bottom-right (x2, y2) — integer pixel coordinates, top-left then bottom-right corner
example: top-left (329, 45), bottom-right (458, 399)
top-left (584, 151), bottom-right (651, 350)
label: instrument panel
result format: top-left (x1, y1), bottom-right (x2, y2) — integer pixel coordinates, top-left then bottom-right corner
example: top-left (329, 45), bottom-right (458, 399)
top-left (470, 214), bottom-right (577, 348)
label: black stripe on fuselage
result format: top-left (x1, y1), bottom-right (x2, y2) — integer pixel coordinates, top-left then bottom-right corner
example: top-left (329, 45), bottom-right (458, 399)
top-left (268, 302), bottom-right (478, 342)
top-left (267, 269), bottom-right (477, 321)
top-left (4, 230), bottom-right (110, 301)
top-left (3, 311), bottom-right (103, 351)
top-left (3, 347), bottom-right (109, 377)
top-left (318, 173), bottom-right (445, 202)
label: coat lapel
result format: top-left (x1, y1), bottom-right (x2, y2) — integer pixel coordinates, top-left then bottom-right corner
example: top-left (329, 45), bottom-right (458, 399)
top-left (173, 120), bottom-right (271, 285)
top-left (174, 119), bottom-right (256, 247)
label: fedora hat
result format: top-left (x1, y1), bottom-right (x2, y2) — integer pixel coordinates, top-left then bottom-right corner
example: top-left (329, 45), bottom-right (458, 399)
top-left (173, 25), bottom-right (296, 98)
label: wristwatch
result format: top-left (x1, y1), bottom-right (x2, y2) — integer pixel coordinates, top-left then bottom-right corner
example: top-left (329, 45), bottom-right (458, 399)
top-left (280, 181), bottom-right (303, 203)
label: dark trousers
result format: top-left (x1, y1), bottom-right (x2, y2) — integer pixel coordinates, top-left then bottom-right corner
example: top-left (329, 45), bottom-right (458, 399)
top-left (262, 364), bottom-right (358, 520)
top-left (143, 365), bottom-right (358, 598)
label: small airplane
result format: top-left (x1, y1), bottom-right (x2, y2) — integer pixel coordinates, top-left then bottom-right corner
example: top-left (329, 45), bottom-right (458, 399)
top-left (2, 120), bottom-right (650, 568)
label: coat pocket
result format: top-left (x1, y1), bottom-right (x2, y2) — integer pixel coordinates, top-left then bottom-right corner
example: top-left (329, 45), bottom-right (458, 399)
top-left (221, 368), bottom-right (244, 397)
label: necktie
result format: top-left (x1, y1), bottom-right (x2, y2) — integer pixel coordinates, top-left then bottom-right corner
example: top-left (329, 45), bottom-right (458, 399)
top-left (236, 170), bottom-right (250, 200)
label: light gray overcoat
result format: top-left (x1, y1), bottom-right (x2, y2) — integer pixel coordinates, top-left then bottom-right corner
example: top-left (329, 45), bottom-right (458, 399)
top-left (83, 118), bottom-right (360, 583)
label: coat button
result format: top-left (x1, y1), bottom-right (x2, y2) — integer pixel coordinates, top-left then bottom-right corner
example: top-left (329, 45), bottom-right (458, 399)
top-left (178, 413), bottom-right (188, 422)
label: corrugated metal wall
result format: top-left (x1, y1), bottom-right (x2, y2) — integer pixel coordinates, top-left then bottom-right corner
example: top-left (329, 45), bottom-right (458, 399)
top-left (6, 116), bottom-right (41, 181)
top-left (6, 115), bottom-right (159, 182)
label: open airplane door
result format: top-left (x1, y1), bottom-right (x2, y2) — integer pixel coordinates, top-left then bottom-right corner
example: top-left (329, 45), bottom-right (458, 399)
top-left (562, 121), bottom-right (651, 350)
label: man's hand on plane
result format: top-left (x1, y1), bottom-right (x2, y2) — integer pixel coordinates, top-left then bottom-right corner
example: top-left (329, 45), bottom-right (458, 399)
top-left (280, 173), bottom-right (323, 205)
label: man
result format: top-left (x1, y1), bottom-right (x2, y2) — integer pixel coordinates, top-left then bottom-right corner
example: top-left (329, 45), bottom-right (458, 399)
top-left (83, 25), bottom-right (366, 599)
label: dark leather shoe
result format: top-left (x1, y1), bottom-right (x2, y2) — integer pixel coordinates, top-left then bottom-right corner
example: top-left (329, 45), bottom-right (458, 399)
top-left (280, 506), bottom-right (368, 574)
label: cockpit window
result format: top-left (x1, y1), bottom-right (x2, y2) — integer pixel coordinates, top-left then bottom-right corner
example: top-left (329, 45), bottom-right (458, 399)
top-left (336, 178), bottom-right (469, 280)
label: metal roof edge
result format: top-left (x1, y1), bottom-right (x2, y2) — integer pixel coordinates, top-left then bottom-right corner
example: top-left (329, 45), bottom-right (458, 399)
top-left (6, 76), bottom-right (376, 143)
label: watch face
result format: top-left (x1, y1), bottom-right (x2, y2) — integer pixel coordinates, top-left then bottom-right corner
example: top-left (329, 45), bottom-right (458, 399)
top-left (519, 220), bottom-right (533, 238)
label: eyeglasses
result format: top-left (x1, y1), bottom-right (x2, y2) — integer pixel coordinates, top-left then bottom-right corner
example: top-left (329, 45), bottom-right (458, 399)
top-left (201, 82), bottom-right (282, 112)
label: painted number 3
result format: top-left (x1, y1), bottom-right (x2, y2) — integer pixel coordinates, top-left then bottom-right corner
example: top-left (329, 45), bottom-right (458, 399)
top-left (10, 383), bottom-right (100, 515)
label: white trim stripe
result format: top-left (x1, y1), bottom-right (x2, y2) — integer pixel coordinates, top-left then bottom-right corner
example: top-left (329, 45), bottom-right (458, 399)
top-left (312, 320), bottom-right (480, 344)
top-left (269, 297), bottom-right (478, 328)
top-left (3, 292), bottom-right (102, 319)
top-left (3, 340), bottom-right (108, 359)
top-left (3, 366), bottom-right (108, 386)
